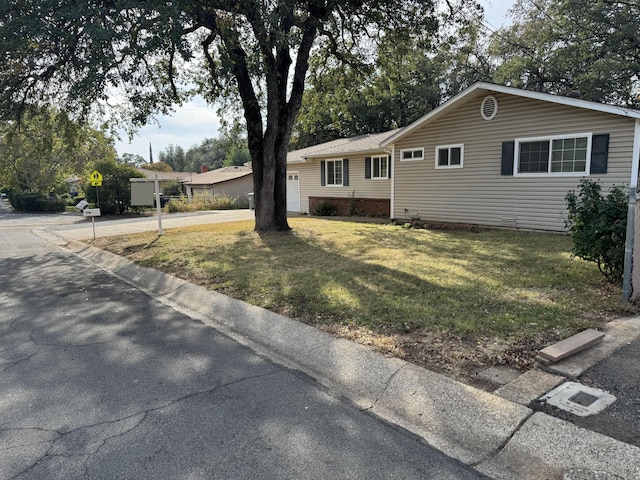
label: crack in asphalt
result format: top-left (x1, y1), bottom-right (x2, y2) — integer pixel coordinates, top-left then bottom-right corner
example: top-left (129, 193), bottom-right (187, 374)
top-left (0, 337), bottom-right (119, 374)
top-left (0, 350), bottom-right (57, 373)
top-left (4, 369), bottom-right (282, 479)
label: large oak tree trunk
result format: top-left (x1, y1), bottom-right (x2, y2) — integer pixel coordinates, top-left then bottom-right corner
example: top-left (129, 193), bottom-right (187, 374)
top-left (253, 146), bottom-right (290, 232)
top-left (252, 129), bottom-right (291, 232)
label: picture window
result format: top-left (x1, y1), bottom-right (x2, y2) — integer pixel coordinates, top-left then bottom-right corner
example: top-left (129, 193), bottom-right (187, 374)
top-left (516, 134), bottom-right (591, 175)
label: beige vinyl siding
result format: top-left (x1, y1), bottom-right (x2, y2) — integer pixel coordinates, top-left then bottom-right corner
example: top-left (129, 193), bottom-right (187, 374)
top-left (289, 155), bottom-right (391, 214)
top-left (392, 93), bottom-right (637, 231)
top-left (189, 175), bottom-right (253, 198)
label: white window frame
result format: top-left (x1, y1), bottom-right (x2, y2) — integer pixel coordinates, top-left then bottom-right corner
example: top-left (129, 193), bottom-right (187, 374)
top-left (435, 144), bottom-right (464, 169)
top-left (326, 159), bottom-right (343, 186)
top-left (514, 133), bottom-right (592, 177)
top-left (371, 155), bottom-right (389, 179)
top-left (400, 148), bottom-right (424, 162)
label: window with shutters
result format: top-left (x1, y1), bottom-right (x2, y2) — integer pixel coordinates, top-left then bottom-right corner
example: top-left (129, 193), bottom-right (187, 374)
top-left (371, 156), bottom-right (389, 179)
top-left (326, 159), bottom-right (343, 186)
top-left (435, 144), bottom-right (464, 169)
top-left (515, 133), bottom-right (592, 176)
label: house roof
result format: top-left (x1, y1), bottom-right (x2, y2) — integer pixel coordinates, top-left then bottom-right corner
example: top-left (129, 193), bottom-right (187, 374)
top-left (287, 129), bottom-right (401, 163)
top-left (381, 82), bottom-right (640, 147)
top-left (137, 168), bottom-right (192, 181)
top-left (183, 166), bottom-right (252, 185)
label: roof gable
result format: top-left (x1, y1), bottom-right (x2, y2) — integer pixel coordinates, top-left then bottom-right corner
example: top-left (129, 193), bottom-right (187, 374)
top-left (381, 82), bottom-right (640, 147)
top-left (184, 166), bottom-right (252, 185)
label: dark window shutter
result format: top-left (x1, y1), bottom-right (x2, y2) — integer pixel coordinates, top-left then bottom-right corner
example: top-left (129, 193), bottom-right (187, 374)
top-left (590, 134), bottom-right (609, 174)
top-left (501, 141), bottom-right (515, 176)
top-left (388, 155), bottom-right (392, 178)
top-left (343, 159), bottom-right (349, 186)
top-left (320, 161), bottom-right (326, 186)
top-left (365, 157), bottom-right (372, 179)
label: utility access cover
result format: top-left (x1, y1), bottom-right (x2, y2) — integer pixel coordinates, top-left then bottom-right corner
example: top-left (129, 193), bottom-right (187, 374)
top-left (540, 382), bottom-right (615, 417)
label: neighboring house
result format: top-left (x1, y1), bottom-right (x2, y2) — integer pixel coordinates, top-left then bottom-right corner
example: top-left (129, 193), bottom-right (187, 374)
top-left (136, 168), bottom-right (191, 182)
top-left (64, 176), bottom-right (82, 197)
top-left (382, 82), bottom-right (640, 232)
top-left (182, 166), bottom-right (253, 199)
top-left (286, 129), bottom-right (400, 216)
top-left (136, 168), bottom-right (192, 195)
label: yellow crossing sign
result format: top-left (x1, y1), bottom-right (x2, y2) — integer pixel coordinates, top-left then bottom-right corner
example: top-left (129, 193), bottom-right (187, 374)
top-left (90, 170), bottom-right (103, 187)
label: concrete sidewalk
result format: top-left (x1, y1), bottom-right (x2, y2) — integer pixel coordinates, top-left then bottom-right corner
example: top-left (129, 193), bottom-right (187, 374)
top-left (46, 209), bottom-right (256, 240)
top-left (37, 215), bottom-right (640, 480)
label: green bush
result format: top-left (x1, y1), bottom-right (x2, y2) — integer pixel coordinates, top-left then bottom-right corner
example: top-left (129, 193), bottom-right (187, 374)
top-left (565, 179), bottom-right (627, 280)
top-left (314, 200), bottom-right (336, 216)
top-left (84, 160), bottom-right (144, 215)
top-left (8, 192), bottom-right (66, 212)
top-left (161, 180), bottom-right (183, 197)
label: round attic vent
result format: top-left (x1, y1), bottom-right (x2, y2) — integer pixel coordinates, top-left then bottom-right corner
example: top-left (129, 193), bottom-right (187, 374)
top-left (481, 95), bottom-right (498, 120)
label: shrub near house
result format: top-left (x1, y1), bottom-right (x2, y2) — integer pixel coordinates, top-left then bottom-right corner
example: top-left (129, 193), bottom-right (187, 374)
top-left (565, 179), bottom-right (627, 280)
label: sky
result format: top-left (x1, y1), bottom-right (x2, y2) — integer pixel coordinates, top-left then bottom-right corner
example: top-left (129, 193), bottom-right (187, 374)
top-left (114, 0), bottom-right (515, 161)
top-left (481, 0), bottom-right (515, 30)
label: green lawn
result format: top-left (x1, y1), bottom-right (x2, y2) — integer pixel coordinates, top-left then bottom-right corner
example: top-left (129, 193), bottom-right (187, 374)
top-left (93, 217), bottom-right (633, 374)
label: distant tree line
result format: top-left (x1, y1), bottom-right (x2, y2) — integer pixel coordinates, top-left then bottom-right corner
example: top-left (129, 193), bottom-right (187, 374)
top-left (157, 132), bottom-right (251, 173)
top-left (119, 130), bottom-right (251, 174)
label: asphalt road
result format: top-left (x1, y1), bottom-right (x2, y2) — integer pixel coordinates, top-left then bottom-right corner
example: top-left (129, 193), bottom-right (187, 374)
top-left (0, 209), bottom-right (487, 479)
top-left (572, 338), bottom-right (640, 448)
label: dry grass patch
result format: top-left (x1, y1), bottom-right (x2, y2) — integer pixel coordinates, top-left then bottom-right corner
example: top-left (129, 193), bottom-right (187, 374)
top-left (92, 217), bottom-right (636, 385)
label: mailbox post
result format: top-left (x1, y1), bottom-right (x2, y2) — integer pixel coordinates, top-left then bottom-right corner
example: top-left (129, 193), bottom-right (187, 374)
top-left (83, 208), bottom-right (101, 240)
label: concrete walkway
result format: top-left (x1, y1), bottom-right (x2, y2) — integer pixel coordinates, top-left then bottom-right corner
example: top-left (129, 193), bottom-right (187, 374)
top-left (34, 208), bottom-right (640, 480)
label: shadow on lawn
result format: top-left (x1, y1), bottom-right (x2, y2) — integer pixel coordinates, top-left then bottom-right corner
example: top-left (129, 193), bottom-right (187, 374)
top-left (191, 224), bottom-right (613, 340)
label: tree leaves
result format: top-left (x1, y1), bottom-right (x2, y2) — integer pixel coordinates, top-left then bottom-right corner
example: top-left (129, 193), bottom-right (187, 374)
top-left (490, 0), bottom-right (640, 106)
top-left (0, 108), bottom-right (116, 194)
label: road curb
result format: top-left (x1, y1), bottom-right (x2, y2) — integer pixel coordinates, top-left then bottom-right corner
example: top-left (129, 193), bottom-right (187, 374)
top-left (46, 232), bottom-right (640, 480)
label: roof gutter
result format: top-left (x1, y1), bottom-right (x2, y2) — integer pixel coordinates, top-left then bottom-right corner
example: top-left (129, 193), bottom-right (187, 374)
top-left (623, 118), bottom-right (640, 302)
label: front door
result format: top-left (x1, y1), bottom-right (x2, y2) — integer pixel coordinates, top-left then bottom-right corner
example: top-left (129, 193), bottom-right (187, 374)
top-left (286, 172), bottom-right (300, 212)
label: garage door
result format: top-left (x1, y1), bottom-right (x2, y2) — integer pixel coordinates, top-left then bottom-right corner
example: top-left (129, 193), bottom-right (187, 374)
top-left (286, 172), bottom-right (300, 212)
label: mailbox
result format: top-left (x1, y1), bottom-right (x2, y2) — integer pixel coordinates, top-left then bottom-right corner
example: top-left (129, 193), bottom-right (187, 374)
top-left (83, 208), bottom-right (101, 217)
top-left (75, 199), bottom-right (89, 211)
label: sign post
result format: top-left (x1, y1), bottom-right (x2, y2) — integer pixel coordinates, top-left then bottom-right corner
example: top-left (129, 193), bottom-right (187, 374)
top-left (130, 176), bottom-right (163, 236)
top-left (154, 174), bottom-right (163, 236)
top-left (86, 170), bottom-right (104, 240)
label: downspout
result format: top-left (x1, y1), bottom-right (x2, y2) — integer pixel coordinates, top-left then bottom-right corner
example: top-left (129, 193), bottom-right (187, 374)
top-left (389, 145), bottom-right (395, 221)
top-left (622, 119), bottom-right (640, 302)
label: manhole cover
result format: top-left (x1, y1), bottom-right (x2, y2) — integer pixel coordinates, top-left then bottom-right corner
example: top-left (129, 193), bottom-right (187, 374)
top-left (540, 382), bottom-right (616, 417)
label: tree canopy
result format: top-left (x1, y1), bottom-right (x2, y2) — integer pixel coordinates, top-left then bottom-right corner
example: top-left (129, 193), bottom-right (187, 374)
top-left (0, 108), bottom-right (116, 195)
top-left (489, 0), bottom-right (640, 106)
top-left (292, 3), bottom-right (487, 148)
top-left (294, 0), bottom-right (640, 148)
top-left (1, 0), bottom-right (442, 231)
top-left (158, 130), bottom-right (250, 172)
